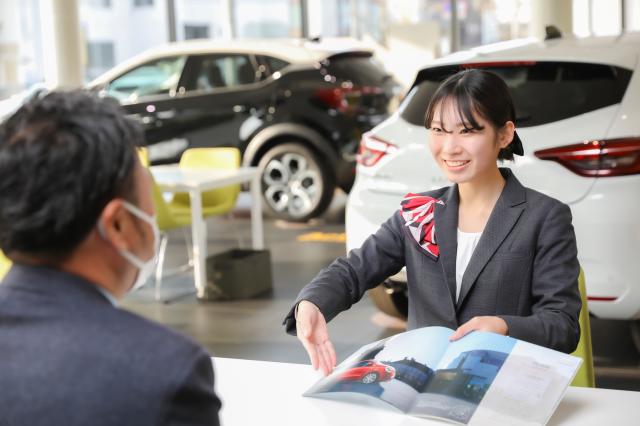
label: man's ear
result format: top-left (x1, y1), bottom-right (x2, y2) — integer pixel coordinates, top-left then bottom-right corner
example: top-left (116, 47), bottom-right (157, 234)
top-left (500, 121), bottom-right (516, 149)
top-left (98, 199), bottom-right (135, 252)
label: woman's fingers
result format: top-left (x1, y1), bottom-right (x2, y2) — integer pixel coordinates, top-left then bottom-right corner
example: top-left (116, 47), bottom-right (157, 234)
top-left (296, 301), bottom-right (337, 374)
top-left (297, 312), bottom-right (320, 369)
top-left (323, 339), bottom-right (337, 371)
top-left (449, 318), bottom-right (476, 341)
top-left (300, 335), bottom-right (320, 370)
top-left (316, 342), bottom-right (332, 375)
top-left (318, 340), bottom-right (335, 376)
top-left (449, 316), bottom-right (509, 341)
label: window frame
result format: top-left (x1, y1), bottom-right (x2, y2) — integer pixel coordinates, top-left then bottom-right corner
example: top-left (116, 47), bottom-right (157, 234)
top-left (179, 53), bottom-right (260, 94)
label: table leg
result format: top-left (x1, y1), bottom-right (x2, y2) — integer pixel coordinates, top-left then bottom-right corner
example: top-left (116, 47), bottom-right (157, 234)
top-left (250, 173), bottom-right (264, 250)
top-left (189, 189), bottom-right (207, 297)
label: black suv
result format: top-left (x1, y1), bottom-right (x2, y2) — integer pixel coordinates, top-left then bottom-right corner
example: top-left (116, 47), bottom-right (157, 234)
top-left (88, 38), bottom-right (399, 221)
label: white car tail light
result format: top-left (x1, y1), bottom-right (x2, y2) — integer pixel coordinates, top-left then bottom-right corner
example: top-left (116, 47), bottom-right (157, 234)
top-left (356, 132), bottom-right (398, 167)
top-left (534, 138), bottom-right (640, 177)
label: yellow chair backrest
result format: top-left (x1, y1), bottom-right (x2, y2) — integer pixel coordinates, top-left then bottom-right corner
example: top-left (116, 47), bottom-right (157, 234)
top-left (570, 268), bottom-right (595, 387)
top-left (175, 148), bottom-right (241, 212)
top-left (138, 147), bottom-right (150, 167)
top-left (150, 174), bottom-right (185, 231)
top-left (138, 148), bottom-right (188, 231)
top-left (0, 250), bottom-right (12, 280)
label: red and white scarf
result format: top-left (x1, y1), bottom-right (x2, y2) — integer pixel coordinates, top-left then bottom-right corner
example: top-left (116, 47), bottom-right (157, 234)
top-left (399, 193), bottom-right (445, 258)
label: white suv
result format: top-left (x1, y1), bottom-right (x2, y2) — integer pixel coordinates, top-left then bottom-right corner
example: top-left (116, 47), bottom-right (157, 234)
top-left (346, 34), bottom-right (640, 345)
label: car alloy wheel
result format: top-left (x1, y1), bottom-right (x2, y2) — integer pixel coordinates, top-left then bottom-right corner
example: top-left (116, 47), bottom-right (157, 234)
top-left (361, 372), bottom-right (379, 384)
top-left (258, 143), bottom-right (334, 222)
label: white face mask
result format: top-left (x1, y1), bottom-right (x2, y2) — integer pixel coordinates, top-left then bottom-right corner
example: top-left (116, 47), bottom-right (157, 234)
top-left (99, 201), bottom-right (160, 292)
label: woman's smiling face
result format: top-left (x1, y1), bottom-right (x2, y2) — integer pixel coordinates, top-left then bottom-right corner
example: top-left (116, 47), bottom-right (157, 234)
top-left (428, 97), bottom-right (510, 184)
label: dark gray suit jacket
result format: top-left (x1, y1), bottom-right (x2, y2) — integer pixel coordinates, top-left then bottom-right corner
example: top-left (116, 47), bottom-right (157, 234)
top-left (0, 264), bottom-right (221, 426)
top-left (285, 169), bottom-right (581, 353)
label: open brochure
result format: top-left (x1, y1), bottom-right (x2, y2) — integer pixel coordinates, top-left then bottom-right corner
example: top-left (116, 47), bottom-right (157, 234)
top-left (304, 327), bottom-right (581, 425)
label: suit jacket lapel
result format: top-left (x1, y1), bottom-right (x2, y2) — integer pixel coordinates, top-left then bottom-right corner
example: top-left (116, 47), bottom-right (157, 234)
top-left (434, 185), bottom-right (459, 307)
top-left (456, 169), bottom-right (526, 309)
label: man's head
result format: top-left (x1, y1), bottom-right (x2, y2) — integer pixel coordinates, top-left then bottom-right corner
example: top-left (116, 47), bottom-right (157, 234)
top-left (0, 90), bottom-right (156, 297)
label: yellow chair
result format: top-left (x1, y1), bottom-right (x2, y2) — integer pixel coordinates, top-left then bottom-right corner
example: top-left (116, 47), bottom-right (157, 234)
top-left (138, 147), bottom-right (150, 167)
top-left (570, 268), bottom-right (595, 387)
top-left (149, 173), bottom-right (196, 301)
top-left (138, 149), bottom-right (194, 301)
top-left (0, 251), bottom-right (11, 281)
top-left (170, 148), bottom-right (241, 218)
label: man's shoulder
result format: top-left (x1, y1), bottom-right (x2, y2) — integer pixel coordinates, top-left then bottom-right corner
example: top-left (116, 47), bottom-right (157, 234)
top-left (83, 305), bottom-right (211, 389)
top-left (103, 306), bottom-right (207, 357)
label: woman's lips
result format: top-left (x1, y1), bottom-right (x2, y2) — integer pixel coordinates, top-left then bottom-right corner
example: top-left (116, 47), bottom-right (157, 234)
top-left (444, 159), bottom-right (470, 170)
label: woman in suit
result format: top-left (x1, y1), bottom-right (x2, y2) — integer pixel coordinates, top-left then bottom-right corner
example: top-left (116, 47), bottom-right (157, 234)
top-left (284, 69), bottom-right (581, 375)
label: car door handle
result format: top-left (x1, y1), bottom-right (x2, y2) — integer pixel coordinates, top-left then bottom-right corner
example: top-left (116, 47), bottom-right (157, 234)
top-left (156, 109), bottom-right (176, 119)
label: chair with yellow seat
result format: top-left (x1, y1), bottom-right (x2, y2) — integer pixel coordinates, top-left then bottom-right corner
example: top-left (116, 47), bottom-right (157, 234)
top-left (138, 149), bottom-right (194, 301)
top-left (0, 251), bottom-right (12, 281)
top-left (570, 268), bottom-right (596, 388)
top-left (170, 147), bottom-right (242, 218)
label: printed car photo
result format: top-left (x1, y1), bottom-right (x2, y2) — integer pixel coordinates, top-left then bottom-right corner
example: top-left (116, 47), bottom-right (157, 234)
top-left (87, 38), bottom-right (400, 222)
top-left (346, 33), bottom-right (640, 349)
top-left (339, 359), bottom-right (396, 384)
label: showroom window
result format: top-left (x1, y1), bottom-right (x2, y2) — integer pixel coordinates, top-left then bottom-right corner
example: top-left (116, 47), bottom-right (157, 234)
top-left (184, 24), bottom-right (209, 40)
top-left (133, 0), bottom-right (154, 7)
top-left (183, 54), bottom-right (256, 91)
top-left (624, 0), bottom-right (640, 31)
top-left (106, 56), bottom-right (186, 102)
top-left (233, 0), bottom-right (303, 38)
top-left (85, 0), bottom-right (112, 8)
top-left (400, 62), bottom-right (633, 128)
top-left (86, 41), bottom-right (115, 81)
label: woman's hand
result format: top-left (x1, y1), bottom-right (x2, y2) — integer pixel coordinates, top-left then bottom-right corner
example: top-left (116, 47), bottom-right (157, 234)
top-left (296, 300), bottom-right (337, 376)
top-left (449, 316), bottom-right (509, 341)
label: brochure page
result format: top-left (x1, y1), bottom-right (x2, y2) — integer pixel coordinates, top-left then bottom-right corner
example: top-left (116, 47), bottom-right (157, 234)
top-left (410, 331), bottom-right (517, 424)
top-left (304, 326), bottom-right (581, 426)
top-left (305, 327), bottom-right (454, 413)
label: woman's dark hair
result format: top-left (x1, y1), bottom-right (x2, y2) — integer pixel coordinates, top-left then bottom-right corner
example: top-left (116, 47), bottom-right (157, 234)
top-left (0, 90), bottom-right (143, 259)
top-left (424, 69), bottom-right (519, 161)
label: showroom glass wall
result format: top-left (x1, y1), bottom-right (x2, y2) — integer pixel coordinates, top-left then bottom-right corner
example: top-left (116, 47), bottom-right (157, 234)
top-left (0, 0), bottom-right (639, 99)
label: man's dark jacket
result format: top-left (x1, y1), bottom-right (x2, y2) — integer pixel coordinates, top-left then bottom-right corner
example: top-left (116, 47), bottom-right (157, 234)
top-left (0, 264), bottom-right (221, 426)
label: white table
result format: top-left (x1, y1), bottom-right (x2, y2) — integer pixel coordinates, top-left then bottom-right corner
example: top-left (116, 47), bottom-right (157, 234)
top-left (150, 165), bottom-right (263, 298)
top-left (212, 357), bottom-right (640, 426)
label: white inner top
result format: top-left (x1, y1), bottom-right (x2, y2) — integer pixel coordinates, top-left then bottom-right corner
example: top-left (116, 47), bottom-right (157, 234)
top-left (456, 229), bottom-right (482, 302)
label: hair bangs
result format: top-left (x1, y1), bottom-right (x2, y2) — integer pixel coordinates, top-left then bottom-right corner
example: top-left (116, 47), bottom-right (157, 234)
top-left (424, 77), bottom-right (485, 132)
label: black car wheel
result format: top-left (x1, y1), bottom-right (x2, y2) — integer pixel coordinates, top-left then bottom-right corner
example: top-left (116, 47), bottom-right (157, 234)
top-left (368, 282), bottom-right (409, 320)
top-left (258, 143), bottom-right (334, 222)
top-left (361, 372), bottom-right (379, 384)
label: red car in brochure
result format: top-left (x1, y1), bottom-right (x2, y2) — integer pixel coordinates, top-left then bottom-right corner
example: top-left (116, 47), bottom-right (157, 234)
top-left (339, 360), bottom-right (395, 384)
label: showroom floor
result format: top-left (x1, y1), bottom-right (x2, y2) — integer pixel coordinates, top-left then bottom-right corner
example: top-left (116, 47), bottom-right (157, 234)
top-left (122, 192), bottom-right (640, 392)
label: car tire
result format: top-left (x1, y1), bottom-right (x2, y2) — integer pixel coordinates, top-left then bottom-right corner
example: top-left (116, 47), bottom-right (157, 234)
top-left (258, 143), bottom-right (335, 222)
top-left (361, 372), bottom-right (379, 384)
top-left (368, 284), bottom-right (408, 320)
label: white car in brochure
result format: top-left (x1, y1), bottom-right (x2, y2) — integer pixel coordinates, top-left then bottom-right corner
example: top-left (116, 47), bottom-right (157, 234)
top-left (346, 34), bottom-right (640, 349)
